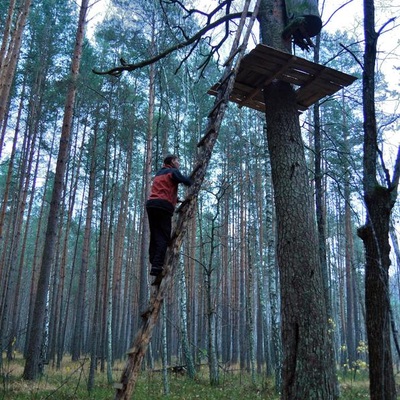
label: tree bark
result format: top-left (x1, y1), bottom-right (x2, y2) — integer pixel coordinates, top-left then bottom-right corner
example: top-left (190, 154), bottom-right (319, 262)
top-left (259, 0), bottom-right (337, 398)
top-left (357, 0), bottom-right (397, 398)
top-left (263, 80), bottom-right (337, 399)
top-left (178, 255), bottom-right (195, 379)
top-left (23, 0), bottom-right (89, 380)
top-left (0, 0), bottom-right (32, 131)
top-left (71, 122), bottom-right (98, 361)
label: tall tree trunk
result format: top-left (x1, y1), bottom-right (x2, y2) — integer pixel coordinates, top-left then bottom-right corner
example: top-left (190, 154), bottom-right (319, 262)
top-left (178, 255), bottom-right (195, 378)
top-left (259, 0), bottom-right (337, 398)
top-left (0, 0), bottom-right (32, 131)
top-left (71, 121), bottom-right (98, 361)
top-left (343, 126), bottom-right (357, 370)
top-left (23, 129), bottom-right (57, 358)
top-left (161, 302), bottom-right (170, 395)
top-left (56, 122), bottom-right (85, 368)
top-left (264, 80), bottom-right (336, 399)
top-left (23, 0), bottom-right (89, 380)
top-left (313, 33), bottom-right (332, 320)
top-left (357, 0), bottom-right (398, 398)
top-left (111, 127), bottom-right (134, 360)
top-left (238, 159), bottom-right (247, 371)
top-left (263, 127), bottom-right (282, 386)
top-left (88, 120), bottom-right (112, 390)
top-left (0, 81), bottom-right (27, 355)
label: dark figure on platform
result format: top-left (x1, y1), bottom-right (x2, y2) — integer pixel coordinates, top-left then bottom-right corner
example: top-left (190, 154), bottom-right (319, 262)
top-left (146, 154), bottom-right (192, 279)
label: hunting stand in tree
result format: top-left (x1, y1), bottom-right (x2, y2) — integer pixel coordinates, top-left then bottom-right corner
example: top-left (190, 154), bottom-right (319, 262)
top-left (208, 44), bottom-right (357, 113)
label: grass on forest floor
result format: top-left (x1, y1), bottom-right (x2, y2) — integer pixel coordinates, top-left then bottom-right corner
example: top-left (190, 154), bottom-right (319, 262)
top-left (0, 354), bottom-right (381, 399)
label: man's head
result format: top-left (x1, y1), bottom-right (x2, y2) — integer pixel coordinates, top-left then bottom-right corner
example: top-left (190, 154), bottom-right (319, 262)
top-left (164, 154), bottom-right (180, 168)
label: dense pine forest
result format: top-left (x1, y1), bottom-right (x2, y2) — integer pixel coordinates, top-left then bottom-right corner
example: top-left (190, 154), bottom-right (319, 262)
top-left (1, 0), bottom-right (399, 399)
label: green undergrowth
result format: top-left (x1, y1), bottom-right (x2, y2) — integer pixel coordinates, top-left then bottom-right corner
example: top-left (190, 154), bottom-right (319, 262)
top-left (0, 355), bottom-right (382, 399)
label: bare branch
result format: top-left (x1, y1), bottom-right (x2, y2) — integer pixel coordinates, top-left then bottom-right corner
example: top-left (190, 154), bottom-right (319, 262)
top-left (322, 0), bottom-right (354, 29)
top-left (339, 42), bottom-right (364, 70)
top-left (390, 145), bottom-right (400, 198)
top-left (377, 17), bottom-right (396, 36)
top-left (377, 145), bottom-right (392, 188)
top-left (92, 12), bottom-right (248, 76)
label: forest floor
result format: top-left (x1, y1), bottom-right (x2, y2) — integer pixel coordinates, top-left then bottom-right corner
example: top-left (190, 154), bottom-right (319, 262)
top-left (0, 354), bottom-right (385, 399)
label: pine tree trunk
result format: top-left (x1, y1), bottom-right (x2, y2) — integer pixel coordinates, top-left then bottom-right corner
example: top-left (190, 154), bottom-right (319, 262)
top-left (24, 132), bottom-right (57, 358)
top-left (111, 131), bottom-right (133, 360)
top-left (7, 112), bottom-right (42, 362)
top-left (88, 122), bottom-right (112, 390)
top-left (57, 126), bottom-right (86, 368)
top-left (263, 79), bottom-right (337, 399)
top-left (0, 0), bottom-right (32, 130)
top-left (71, 122), bottom-right (98, 361)
top-left (238, 164), bottom-right (247, 371)
top-left (0, 0), bottom-right (16, 71)
top-left (22, 0), bottom-right (89, 380)
top-left (0, 82), bottom-right (26, 357)
top-left (258, 0), bottom-right (337, 398)
top-left (344, 160), bottom-right (356, 368)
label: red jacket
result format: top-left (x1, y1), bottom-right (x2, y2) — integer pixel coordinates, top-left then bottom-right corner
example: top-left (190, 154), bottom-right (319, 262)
top-left (146, 164), bottom-right (192, 214)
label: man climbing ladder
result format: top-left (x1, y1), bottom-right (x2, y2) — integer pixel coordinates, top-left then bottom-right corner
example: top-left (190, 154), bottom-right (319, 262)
top-left (146, 154), bottom-right (192, 284)
top-left (113, 1), bottom-right (261, 398)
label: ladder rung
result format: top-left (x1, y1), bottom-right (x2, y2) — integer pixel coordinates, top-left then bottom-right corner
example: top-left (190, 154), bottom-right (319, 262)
top-left (208, 99), bottom-right (226, 117)
top-left (197, 125), bottom-right (216, 147)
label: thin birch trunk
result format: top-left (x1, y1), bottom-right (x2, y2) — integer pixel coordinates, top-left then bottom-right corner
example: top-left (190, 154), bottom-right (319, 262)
top-left (107, 243), bottom-right (114, 384)
top-left (263, 125), bottom-right (282, 386)
top-left (254, 160), bottom-right (270, 374)
top-left (187, 207), bottom-right (197, 364)
top-left (246, 233), bottom-right (256, 384)
top-left (344, 159), bottom-right (356, 368)
top-left (205, 265), bottom-right (218, 386)
top-left (178, 256), bottom-right (195, 378)
top-left (161, 302), bottom-right (170, 395)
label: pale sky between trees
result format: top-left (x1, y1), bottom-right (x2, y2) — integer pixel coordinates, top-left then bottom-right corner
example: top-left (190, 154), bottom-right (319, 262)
top-left (87, 0), bottom-right (399, 113)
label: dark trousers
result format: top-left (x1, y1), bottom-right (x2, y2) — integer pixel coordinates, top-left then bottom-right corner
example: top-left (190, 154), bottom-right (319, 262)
top-left (146, 207), bottom-right (172, 271)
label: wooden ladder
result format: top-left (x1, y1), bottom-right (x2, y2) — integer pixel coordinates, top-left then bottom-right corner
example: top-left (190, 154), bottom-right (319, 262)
top-left (114, 1), bottom-right (261, 398)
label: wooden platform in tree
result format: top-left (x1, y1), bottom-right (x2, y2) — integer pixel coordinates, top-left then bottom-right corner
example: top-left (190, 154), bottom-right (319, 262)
top-left (208, 44), bottom-right (357, 112)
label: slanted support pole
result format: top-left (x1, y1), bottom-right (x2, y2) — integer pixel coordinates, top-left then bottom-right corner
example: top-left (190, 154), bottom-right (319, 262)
top-left (114, 1), bottom-right (261, 398)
